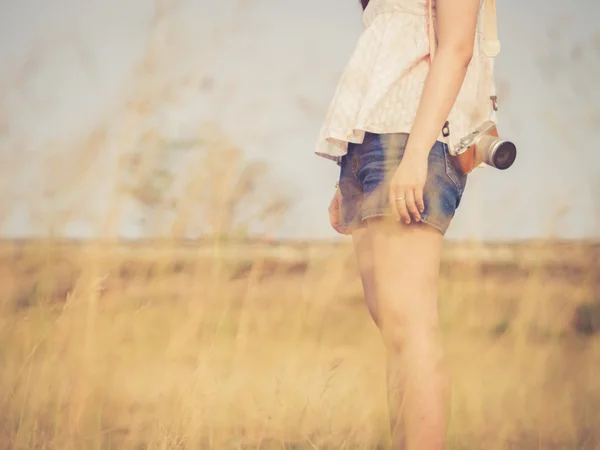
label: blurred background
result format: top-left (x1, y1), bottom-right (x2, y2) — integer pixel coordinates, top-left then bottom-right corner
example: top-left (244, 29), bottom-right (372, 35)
top-left (0, 0), bottom-right (599, 448)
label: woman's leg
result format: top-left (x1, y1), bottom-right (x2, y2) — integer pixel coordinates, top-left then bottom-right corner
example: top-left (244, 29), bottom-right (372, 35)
top-left (352, 228), bottom-right (379, 326)
top-left (367, 216), bottom-right (449, 450)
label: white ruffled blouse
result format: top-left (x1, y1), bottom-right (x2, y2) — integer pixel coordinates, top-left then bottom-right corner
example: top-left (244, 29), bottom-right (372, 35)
top-left (314, 0), bottom-right (497, 162)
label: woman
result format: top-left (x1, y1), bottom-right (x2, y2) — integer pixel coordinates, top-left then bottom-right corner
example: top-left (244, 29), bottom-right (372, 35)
top-left (314, 0), bottom-right (497, 448)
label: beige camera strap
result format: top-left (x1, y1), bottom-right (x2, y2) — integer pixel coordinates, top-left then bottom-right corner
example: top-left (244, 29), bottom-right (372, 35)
top-left (483, 0), bottom-right (500, 57)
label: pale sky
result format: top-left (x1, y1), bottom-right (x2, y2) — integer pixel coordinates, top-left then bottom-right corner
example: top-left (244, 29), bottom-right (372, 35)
top-left (0, 0), bottom-right (599, 241)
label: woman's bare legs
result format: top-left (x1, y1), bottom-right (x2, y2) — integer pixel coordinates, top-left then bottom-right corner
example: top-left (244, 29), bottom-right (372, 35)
top-left (353, 217), bottom-right (449, 450)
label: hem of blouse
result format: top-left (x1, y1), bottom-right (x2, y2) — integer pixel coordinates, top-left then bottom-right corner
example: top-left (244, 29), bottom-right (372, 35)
top-left (314, 124), bottom-right (449, 163)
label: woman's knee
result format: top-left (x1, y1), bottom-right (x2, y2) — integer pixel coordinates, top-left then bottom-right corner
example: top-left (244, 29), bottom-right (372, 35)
top-left (379, 302), bottom-right (440, 353)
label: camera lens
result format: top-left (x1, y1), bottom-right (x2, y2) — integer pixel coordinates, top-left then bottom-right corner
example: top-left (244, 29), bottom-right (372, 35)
top-left (492, 141), bottom-right (517, 170)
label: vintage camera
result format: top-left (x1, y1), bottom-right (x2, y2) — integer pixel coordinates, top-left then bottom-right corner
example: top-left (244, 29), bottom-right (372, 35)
top-left (449, 121), bottom-right (517, 173)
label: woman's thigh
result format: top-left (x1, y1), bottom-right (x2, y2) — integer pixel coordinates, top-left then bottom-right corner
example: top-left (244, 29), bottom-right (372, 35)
top-left (365, 217), bottom-right (444, 341)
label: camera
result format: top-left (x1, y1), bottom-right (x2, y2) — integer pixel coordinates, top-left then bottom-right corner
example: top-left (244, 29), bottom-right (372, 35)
top-left (451, 121), bottom-right (517, 171)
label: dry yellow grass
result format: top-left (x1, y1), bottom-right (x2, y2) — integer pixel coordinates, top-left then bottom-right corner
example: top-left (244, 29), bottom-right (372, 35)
top-left (2, 1), bottom-right (599, 448)
top-left (0, 238), bottom-right (599, 450)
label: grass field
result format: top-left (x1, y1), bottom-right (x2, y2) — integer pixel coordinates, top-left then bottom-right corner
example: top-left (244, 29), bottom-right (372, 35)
top-left (0, 238), bottom-right (599, 449)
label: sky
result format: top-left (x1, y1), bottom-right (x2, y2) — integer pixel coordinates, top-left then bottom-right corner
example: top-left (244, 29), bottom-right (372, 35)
top-left (0, 0), bottom-right (599, 241)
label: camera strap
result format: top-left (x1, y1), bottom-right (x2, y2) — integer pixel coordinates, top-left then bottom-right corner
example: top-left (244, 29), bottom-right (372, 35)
top-left (483, 0), bottom-right (500, 58)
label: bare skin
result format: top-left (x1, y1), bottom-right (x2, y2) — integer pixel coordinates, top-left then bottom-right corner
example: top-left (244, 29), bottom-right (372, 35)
top-left (328, 0), bottom-right (481, 448)
top-left (352, 219), bottom-right (448, 449)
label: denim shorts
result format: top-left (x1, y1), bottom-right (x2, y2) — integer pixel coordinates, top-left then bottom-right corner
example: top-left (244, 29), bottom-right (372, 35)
top-left (338, 132), bottom-right (467, 235)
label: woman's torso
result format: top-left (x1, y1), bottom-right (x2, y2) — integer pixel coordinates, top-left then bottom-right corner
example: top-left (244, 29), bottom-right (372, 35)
top-left (314, 0), bottom-right (496, 162)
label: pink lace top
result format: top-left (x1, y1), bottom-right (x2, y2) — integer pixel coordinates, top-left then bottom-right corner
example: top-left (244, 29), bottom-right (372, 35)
top-left (314, 0), bottom-right (497, 162)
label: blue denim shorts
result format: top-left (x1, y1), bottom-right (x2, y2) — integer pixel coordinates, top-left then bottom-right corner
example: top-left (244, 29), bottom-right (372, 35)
top-left (338, 132), bottom-right (467, 235)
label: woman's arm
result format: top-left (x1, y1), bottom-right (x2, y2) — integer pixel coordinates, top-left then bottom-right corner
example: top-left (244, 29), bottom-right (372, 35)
top-left (389, 0), bottom-right (481, 224)
top-left (405, 0), bottom-right (481, 158)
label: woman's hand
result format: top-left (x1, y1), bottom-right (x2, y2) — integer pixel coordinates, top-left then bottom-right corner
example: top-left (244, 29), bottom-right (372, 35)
top-left (389, 151), bottom-right (428, 224)
top-left (328, 186), bottom-right (345, 234)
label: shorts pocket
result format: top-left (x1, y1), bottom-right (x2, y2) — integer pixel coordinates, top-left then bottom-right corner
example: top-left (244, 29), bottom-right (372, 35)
top-left (442, 143), bottom-right (468, 205)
